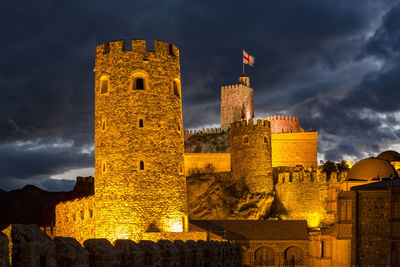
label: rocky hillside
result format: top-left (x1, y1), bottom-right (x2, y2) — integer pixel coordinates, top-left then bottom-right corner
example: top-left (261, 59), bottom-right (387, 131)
top-left (186, 171), bottom-right (275, 220)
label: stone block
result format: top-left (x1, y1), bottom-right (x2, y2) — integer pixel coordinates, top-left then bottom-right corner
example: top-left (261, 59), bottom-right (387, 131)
top-left (173, 240), bottom-right (192, 267)
top-left (114, 239), bottom-right (144, 267)
top-left (157, 240), bottom-right (178, 267)
top-left (2, 224), bottom-right (56, 267)
top-left (139, 240), bottom-right (162, 267)
top-left (83, 239), bottom-right (121, 267)
top-left (186, 240), bottom-right (204, 267)
top-left (54, 236), bottom-right (89, 267)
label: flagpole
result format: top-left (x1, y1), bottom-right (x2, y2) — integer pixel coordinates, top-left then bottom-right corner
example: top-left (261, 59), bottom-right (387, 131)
top-left (242, 50), bottom-right (245, 75)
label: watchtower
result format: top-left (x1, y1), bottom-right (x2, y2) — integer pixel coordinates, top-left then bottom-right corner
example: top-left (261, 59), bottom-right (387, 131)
top-left (94, 39), bottom-right (188, 241)
top-left (230, 119), bottom-right (273, 193)
top-left (220, 75), bottom-right (254, 130)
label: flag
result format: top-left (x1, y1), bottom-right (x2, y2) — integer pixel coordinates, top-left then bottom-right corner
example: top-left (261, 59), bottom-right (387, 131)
top-left (243, 50), bottom-right (255, 66)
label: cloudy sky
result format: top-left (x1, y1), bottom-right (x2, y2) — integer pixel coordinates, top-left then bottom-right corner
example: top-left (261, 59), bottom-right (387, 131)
top-left (1, 0), bottom-right (400, 191)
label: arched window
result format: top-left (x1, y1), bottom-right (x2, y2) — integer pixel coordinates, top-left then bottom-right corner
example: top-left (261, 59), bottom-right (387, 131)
top-left (135, 78), bottom-right (144, 90)
top-left (255, 246), bottom-right (275, 266)
top-left (264, 136), bottom-right (268, 144)
top-left (100, 76), bottom-right (109, 94)
top-left (131, 72), bottom-right (148, 90)
top-left (284, 246), bottom-right (304, 265)
top-left (139, 160), bottom-right (145, 170)
top-left (139, 119), bottom-right (144, 128)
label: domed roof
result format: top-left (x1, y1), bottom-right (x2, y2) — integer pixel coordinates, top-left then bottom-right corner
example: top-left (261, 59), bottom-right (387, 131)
top-left (377, 150), bottom-right (400, 162)
top-left (346, 157), bottom-right (398, 181)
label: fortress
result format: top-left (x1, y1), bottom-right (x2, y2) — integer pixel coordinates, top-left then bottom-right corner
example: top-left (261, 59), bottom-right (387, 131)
top-left (48, 39), bottom-right (390, 267)
top-left (54, 39), bottom-right (321, 243)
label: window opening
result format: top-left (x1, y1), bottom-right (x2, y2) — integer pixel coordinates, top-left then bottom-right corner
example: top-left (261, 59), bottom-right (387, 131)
top-left (173, 81), bottom-right (179, 97)
top-left (264, 136), bottom-right (268, 143)
top-left (135, 78), bottom-right (144, 90)
top-left (100, 78), bottom-right (108, 94)
top-left (243, 136), bottom-right (249, 144)
top-left (140, 160), bottom-right (144, 170)
top-left (139, 119), bottom-right (144, 128)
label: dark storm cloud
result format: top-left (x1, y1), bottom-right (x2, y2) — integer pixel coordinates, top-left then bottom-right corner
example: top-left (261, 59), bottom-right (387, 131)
top-left (0, 0), bottom-right (399, 190)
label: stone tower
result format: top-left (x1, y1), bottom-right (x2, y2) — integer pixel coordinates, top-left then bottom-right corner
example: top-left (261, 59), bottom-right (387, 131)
top-left (220, 75), bottom-right (254, 130)
top-left (230, 119), bottom-right (273, 193)
top-left (94, 39), bottom-right (188, 241)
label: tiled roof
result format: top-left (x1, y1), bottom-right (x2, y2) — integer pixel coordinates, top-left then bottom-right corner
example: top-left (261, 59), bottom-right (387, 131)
top-left (189, 220), bottom-right (309, 241)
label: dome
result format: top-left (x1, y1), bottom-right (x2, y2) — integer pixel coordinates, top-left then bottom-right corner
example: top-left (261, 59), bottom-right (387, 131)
top-left (377, 150), bottom-right (400, 162)
top-left (346, 157), bottom-right (398, 181)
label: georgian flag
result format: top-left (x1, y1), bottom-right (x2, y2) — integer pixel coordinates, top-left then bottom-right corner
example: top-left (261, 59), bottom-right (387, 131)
top-left (243, 50), bottom-right (255, 66)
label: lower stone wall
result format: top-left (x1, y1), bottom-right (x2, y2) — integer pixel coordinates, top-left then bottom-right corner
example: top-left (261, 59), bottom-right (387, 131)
top-left (2, 224), bottom-right (241, 267)
top-left (184, 153), bottom-right (231, 176)
top-left (275, 181), bottom-right (334, 227)
top-left (55, 196), bottom-right (95, 244)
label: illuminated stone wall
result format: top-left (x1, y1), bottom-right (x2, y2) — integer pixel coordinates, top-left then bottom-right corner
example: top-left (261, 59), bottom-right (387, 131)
top-left (220, 84), bottom-right (254, 129)
top-left (55, 196), bottom-right (95, 244)
top-left (184, 153), bottom-right (230, 176)
top-left (93, 40), bottom-right (188, 241)
top-left (275, 171), bottom-right (335, 227)
top-left (271, 132), bottom-right (318, 168)
top-left (263, 115), bottom-right (303, 134)
top-left (230, 119), bottom-right (273, 193)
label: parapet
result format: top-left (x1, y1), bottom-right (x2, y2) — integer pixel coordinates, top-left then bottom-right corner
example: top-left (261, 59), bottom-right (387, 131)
top-left (95, 39), bottom-right (179, 57)
top-left (184, 127), bottom-right (222, 136)
top-left (230, 119), bottom-right (269, 129)
top-left (221, 84), bottom-right (253, 90)
top-left (263, 115), bottom-right (299, 122)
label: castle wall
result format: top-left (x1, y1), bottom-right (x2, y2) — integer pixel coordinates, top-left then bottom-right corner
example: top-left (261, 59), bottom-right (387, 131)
top-left (184, 153), bottom-right (230, 176)
top-left (230, 119), bottom-right (273, 193)
top-left (263, 115), bottom-right (302, 134)
top-left (55, 196), bottom-right (95, 244)
top-left (275, 172), bottom-right (334, 227)
top-left (271, 132), bottom-right (318, 168)
top-left (93, 39), bottom-right (188, 241)
top-left (221, 84), bottom-right (253, 129)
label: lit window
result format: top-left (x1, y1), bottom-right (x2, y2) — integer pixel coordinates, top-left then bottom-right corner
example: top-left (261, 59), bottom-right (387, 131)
top-left (100, 77), bottom-right (109, 94)
top-left (243, 136), bottom-right (249, 144)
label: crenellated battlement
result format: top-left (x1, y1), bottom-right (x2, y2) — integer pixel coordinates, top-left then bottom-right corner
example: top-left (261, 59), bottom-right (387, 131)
top-left (221, 84), bottom-right (251, 90)
top-left (276, 169), bottom-right (349, 185)
top-left (95, 39), bottom-right (179, 58)
top-left (230, 119), bottom-right (269, 129)
top-left (262, 115), bottom-right (302, 134)
top-left (263, 115), bottom-right (299, 122)
top-left (184, 127), bottom-right (222, 136)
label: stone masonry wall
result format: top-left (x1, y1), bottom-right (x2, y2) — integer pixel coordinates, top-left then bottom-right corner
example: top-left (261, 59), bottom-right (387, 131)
top-left (93, 40), bottom-right (188, 241)
top-left (55, 196), bottom-right (95, 244)
top-left (271, 132), bottom-right (318, 168)
top-left (275, 170), bottom-right (334, 227)
top-left (353, 191), bottom-right (391, 266)
top-left (263, 115), bottom-right (302, 134)
top-left (230, 119), bottom-right (273, 194)
top-left (2, 224), bottom-right (241, 267)
top-left (221, 84), bottom-right (254, 129)
top-left (184, 153), bottom-right (231, 176)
